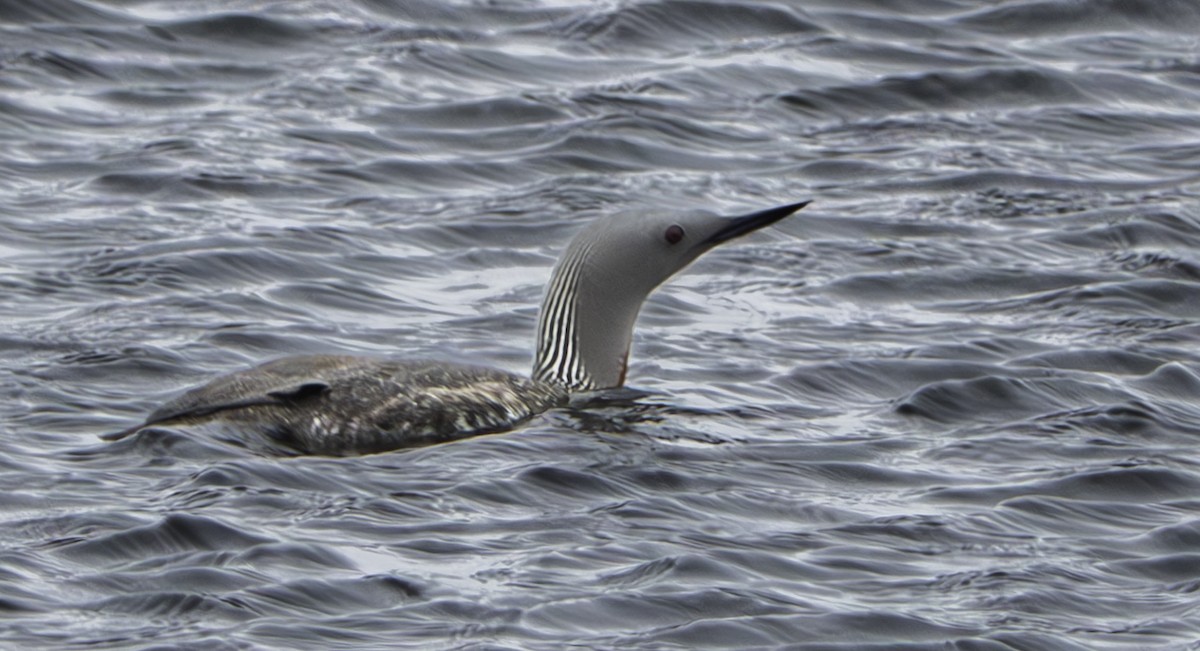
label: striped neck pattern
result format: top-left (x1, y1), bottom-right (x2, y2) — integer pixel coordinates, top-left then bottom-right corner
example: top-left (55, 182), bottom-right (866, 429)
top-left (532, 240), bottom-right (596, 391)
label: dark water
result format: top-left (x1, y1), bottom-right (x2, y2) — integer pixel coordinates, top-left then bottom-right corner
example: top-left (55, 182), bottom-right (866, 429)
top-left (3, 0), bottom-right (1200, 648)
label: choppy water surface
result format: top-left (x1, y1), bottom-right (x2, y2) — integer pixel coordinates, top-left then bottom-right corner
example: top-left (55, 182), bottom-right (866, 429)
top-left (3, 0), bottom-right (1200, 648)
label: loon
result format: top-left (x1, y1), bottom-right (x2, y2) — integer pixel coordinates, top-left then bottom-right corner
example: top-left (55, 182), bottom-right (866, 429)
top-left (107, 201), bottom-right (809, 455)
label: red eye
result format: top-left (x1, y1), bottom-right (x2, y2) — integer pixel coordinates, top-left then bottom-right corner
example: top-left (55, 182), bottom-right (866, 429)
top-left (664, 224), bottom-right (685, 245)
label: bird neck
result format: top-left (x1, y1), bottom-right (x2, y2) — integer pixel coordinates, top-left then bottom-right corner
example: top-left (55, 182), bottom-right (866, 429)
top-left (532, 242), bottom-right (643, 392)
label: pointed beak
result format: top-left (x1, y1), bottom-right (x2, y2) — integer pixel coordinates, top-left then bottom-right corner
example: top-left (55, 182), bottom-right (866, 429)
top-left (704, 200), bottom-right (811, 246)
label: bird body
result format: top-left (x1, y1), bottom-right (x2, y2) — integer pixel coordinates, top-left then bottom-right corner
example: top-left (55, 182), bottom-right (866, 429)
top-left (109, 201), bottom-right (809, 455)
top-left (122, 355), bottom-right (566, 455)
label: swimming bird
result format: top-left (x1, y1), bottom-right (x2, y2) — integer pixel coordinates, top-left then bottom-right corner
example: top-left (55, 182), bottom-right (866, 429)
top-left (107, 201), bottom-right (809, 455)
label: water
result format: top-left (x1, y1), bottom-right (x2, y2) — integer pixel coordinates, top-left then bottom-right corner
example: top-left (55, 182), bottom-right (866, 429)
top-left (2, 0), bottom-right (1200, 648)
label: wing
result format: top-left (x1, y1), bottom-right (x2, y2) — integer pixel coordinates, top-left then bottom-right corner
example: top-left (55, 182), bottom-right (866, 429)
top-left (102, 354), bottom-right (353, 441)
top-left (102, 379), bottom-right (332, 441)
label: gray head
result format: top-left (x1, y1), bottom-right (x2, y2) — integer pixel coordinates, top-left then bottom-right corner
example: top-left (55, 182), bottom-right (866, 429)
top-left (533, 200), bottom-right (810, 391)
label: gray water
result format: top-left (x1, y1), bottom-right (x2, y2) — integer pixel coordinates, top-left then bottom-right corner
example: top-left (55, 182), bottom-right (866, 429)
top-left (3, 1), bottom-right (1200, 649)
